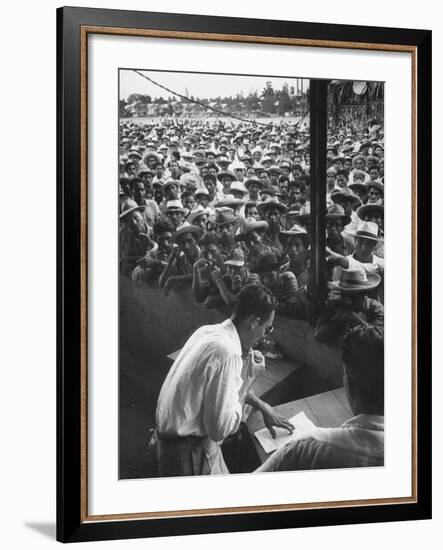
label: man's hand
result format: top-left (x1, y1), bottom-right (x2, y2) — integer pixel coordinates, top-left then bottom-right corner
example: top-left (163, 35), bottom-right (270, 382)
top-left (210, 266), bottom-right (223, 284)
top-left (261, 403), bottom-right (294, 438)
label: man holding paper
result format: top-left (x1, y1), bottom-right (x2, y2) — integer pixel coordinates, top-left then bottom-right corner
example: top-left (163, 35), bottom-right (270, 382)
top-left (154, 284), bottom-right (294, 476)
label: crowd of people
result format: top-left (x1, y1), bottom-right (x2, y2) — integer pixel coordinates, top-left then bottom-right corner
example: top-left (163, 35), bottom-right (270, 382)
top-left (119, 115), bottom-right (385, 344)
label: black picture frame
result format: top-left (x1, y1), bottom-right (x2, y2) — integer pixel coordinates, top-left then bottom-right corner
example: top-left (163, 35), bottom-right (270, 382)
top-left (57, 6), bottom-right (432, 543)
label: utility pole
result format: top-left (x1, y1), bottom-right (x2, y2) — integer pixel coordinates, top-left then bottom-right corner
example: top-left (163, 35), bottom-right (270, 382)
top-left (307, 79), bottom-right (329, 324)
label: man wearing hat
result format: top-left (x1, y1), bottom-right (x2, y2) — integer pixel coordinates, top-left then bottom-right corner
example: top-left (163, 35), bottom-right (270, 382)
top-left (357, 203), bottom-right (384, 258)
top-left (280, 223), bottom-right (310, 286)
top-left (132, 218), bottom-right (174, 283)
top-left (326, 204), bottom-right (355, 257)
top-left (119, 201), bottom-right (157, 277)
top-left (164, 199), bottom-right (188, 231)
top-left (257, 196), bottom-right (288, 252)
top-left (244, 177), bottom-right (262, 203)
top-left (366, 180), bottom-right (384, 205)
top-left (314, 267), bottom-right (384, 346)
top-left (159, 222), bottom-right (201, 294)
top-left (214, 207), bottom-right (238, 258)
top-left (326, 220), bottom-right (384, 303)
top-left (192, 232), bottom-right (226, 305)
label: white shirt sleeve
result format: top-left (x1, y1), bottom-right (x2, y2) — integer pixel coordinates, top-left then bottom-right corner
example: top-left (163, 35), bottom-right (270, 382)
top-left (203, 355), bottom-right (243, 442)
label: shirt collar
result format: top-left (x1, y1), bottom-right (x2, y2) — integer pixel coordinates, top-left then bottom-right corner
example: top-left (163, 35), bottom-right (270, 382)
top-left (221, 318), bottom-right (242, 357)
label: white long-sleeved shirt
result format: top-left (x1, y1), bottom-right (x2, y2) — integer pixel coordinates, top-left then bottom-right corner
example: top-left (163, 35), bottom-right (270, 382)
top-left (155, 319), bottom-right (244, 442)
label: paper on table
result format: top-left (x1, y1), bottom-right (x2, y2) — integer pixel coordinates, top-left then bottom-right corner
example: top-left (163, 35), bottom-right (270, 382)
top-left (254, 411), bottom-right (317, 454)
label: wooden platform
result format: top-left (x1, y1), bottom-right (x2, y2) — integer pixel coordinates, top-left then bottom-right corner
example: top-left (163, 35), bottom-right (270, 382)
top-left (247, 387), bottom-right (353, 464)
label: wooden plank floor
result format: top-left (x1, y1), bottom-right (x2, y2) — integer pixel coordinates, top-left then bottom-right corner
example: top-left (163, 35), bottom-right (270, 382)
top-left (247, 387), bottom-right (353, 464)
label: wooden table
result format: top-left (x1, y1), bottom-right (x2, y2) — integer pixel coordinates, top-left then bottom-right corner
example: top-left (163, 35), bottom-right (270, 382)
top-left (247, 387), bottom-right (353, 464)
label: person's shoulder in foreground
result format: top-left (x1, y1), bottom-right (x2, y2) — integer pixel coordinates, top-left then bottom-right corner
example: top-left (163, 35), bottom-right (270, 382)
top-left (257, 324), bottom-right (384, 472)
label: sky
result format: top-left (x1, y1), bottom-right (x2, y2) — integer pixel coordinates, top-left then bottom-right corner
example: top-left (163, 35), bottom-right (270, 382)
top-left (119, 69), bottom-right (310, 101)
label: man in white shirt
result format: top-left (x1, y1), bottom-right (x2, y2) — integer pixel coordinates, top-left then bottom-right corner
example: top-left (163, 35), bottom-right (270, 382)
top-left (155, 284), bottom-right (294, 476)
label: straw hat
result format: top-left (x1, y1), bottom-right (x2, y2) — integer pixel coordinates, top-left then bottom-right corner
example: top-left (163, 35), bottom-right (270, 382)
top-left (257, 196), bottom-right (288, 216)
top-left (328, 267), bottom-right (381, 294)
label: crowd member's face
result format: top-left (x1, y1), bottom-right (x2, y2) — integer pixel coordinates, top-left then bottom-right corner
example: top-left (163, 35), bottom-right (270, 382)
top-left (355, 237), bottom-right (377, 259)
top-left (341, 293), bottom-right (365, 312)
top-left (336, 174), bottom-right (348, 188)
top-left (178, 233), bottom-right (198, 260)
top-left (218, 223), bottom-right (235, 248)
top-left (368, 187), bottom-right (382, 202)
top-left (248, 183), bottom-right (260, 197)
top-left (232, 191), bottom-right (245, 200)
top-left (334, 198), bottom-right (353, 216)
top-left (157, 231), bottom-right (173, 252)
top-left (234, 168), bottom-right (245, 181)
top-left (127, 164), bottom-right (137, 177)
top-left (292, 167), bottom-right (303, 178)
top-left (168, 210), bottom-right (184, 229)
top-left (327, 172), bottom-right (336, 189)
top-left (169, 161), bottom-right (180, 177)
top-left (245, 205), bottom-right (259, 219)
top-left (374, 146), bottom-right (383, 158)
top-left (355, 158), bottom-right (365, 171)
top-left (269, 171), bottom-right (279, 185)
top-left (279, 181), bottom-right (289, 197)
top-left (197, 195), bottom-right (209, 207)
top-left (203, 243), bottom-right (223, 266)
top-left (127, 211), bottom-right (145, 235)
top-left (379, 161), bottom-right (384, 176)
top-left (264, 207), bottom-right (281, 227)
top-left (166, 184), bottom-right (179, 200)
top-left (289, 186), bottom-right (303, 204)
top-left (243, 309), bottom-right (275, 349)
top-left (247, 229), bottom-right (264, 248)
top-left (259, 172), bottom-right (270, 185)
top-left (195, 214), bottom-right (209, 233)
top-left (206, 153), bottom-right (215, 163)
top-left (182, 195), bottom-right (196, 211)
top-left (364, 212), bottom-right (384, 231)
top-left (286, 235), bottom-right (307, 257)
top-left (253, 151), bottom-right (261, 162)
top-left (147, 157), bottom-right (157, 169)
top-left (353, 173), bottom-right (366, 184)
top-left (343, 159), bottom-right (352, 173)
top-left (369, 168), bottom-right (380, 181)
top-left (352, 187), bottom-right (368, 203)
top-left (220, 175), bottom-right (232, 190)
top-left (326, 218), bottom-right (344, 241)
top-left (208, 167), bottom-right (218, 178)
top-left (133, 182), bottom-right (146, 205)
top-left (246, 167), bottom-right (256, 178)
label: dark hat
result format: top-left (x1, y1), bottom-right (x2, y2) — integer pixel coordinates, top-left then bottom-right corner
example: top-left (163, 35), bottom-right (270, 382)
top-left (326, 203), bottom-right (351, 226)
top-left (330, 188), bottom-right (361, 208)
top-left (257, 196), bottom-right (288, 216)
top-left (173, 222), bottom-right (202, 243)
top-left (235, 218), bottom-right (268, 240)
top-left (217, 170), bottom-right (236, 182)
top-left (119, 199), bottom-right (146, 220)
top-left (357, 203), bottom-right (384, 220)
top-left (280, 223), bottom-right (310, 247)
top-left (365, 180), bottom-right (384, 196)
top-left (252, 250), bottom-right (282, 274)
top-left (244, 176), bottom-right (263, 190)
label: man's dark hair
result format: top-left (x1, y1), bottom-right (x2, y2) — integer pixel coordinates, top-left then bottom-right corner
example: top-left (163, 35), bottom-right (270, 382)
top-left (233, 284), bottom-right (277, 323)
top-left (342, 325), bottom-right (384, 414)
top-left (153, 218), bottom-right (174, 237)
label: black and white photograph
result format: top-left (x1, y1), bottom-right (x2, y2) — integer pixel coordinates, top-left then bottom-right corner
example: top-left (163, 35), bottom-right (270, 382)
top-left (118, 69), bottom-right (385, 479)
